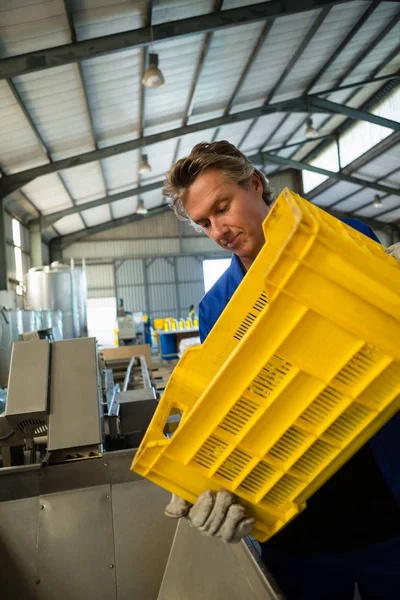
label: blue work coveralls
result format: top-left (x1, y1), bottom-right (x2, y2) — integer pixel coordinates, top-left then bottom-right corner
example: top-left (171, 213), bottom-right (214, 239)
top-left (198, 218), bottom-right (400, 600)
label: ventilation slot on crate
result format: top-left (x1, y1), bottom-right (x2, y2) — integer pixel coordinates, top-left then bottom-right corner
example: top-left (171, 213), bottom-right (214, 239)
top-left (324, 404), bottom-right (373, 444)
top-left (359, 361), bottom-right (400, 408)
top-left (253, 291), bottom-right (268, 312)
top-left (248, 355), bottom-right (293, 399)
top-left (291, 439), bottom-right (337, 478)
top-left (16, 419), bottom-right (47, 437)
top-left (233, 292), bottom-right (268, 341)
top-left (298, 386), bottom-right (347, 429)
top-left (192, 436), bottom-right (229, 470)
top-left (332, 345), bottom-right (383, 390)
top-left (267, 426), bottom-right (309, 464)
top-left (239, 461), bottom-right (278, 495)
top-left (234, 312), bottom-right (257, 341)
top-left (218, 397), bottom-right (260, 437)
top-left (263, 474), bottom-right (303, 508)
top-left (216, 448), bottom-right (253, 482)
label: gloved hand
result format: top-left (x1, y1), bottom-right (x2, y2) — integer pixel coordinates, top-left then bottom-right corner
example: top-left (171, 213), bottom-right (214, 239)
top-left (165, 488), bottom-right (255, 543)
top-left (385, 242), bottom-right (400, 262)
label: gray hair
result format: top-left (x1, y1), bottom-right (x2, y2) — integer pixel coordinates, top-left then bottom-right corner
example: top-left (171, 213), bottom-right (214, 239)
top-left (163, 141), bottom-right (275, 224)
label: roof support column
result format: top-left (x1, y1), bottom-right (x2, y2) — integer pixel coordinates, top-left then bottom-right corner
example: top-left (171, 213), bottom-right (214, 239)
top-left (0, 199), bottom-right (8, 289)
top-left (29, 221), bottom-right (44, 267)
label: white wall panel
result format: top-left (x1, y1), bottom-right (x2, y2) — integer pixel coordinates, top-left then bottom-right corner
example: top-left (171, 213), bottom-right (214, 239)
top-left (63, 238), bottom-right (180, 259)
top-left (84, 212), bottom-right (179, 241)
top-left (180, 237), bottom-right (229, 255)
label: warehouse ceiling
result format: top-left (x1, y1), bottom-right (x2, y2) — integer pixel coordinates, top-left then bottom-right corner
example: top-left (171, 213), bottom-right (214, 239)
top-left (0, 0), bottom-right (399, 249)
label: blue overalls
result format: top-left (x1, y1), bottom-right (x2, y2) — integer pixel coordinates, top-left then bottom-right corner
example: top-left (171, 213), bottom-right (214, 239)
top-left (198, 219), bottom-right (400, 600)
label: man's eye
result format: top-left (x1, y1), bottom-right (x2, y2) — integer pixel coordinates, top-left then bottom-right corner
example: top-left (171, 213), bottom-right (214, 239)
top-left (217, 204), bottom-right (228, 214)
top-left (202, 221), bottom-right (210, 229)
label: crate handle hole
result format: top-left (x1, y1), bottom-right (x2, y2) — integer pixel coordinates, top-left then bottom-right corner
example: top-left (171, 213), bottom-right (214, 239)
top-left (163, 406), bottom-right (183, 438)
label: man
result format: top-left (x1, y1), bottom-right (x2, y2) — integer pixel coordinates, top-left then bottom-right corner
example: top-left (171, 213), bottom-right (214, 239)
top-left (162, 141), bottom-right (400, 600)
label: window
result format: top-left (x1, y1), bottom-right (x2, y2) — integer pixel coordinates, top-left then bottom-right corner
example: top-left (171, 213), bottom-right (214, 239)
top-left (87, 297), bottom-right (117, 347)
top-left (203, 259), bottom-right (231, 293)
top-left (12, 219), bottom-right (24, 295)
top-left (302, 87), bottom-right (400, 194)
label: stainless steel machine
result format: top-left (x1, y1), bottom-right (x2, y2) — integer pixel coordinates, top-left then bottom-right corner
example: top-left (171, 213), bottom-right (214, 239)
top-left (0, 307), bottom-right (63, 387)
top-left (0, 337), bottom-right (282, 600)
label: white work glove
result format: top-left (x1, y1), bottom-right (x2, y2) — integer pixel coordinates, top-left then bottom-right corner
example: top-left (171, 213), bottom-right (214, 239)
top-left (385, 242), bottom-right (400, 262)
top-left (165, 489), bottom-right (255, 544)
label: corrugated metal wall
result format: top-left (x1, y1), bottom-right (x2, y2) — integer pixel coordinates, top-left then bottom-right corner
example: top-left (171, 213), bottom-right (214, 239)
top-left (81, 256), bottom-right (205, 320)
top-left (115, 256), bottom-right (205, 319)
top-left (59, 211), bottom-right (228, 318)
top-left (176, 256), bottom-right (205, 317)
top-left (86, 263), bottom-right (115, 298)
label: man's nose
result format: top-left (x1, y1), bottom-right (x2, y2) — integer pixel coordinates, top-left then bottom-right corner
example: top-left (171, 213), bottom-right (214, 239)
top-left (211, 218), bottom-right (228, 241)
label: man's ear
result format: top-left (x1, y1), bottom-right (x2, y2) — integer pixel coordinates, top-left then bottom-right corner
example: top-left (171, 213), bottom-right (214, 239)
top-left (252, 172), bottom-right (263, 196)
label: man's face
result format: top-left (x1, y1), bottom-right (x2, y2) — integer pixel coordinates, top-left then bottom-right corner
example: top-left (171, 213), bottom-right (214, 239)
top-left (184, 168), bottom-right (270, 271)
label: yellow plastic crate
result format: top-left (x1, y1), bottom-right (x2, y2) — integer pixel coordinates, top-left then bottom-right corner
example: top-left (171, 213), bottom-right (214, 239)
top-left (131, 189), bottom-right (400, 542)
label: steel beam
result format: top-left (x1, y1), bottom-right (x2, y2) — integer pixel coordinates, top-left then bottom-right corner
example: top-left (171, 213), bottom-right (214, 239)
top-left (306, 131), bottom-right (400, 199)
top-left (313, 71), bottom-right (400, 97)
top-left (326, 166), bottom-right (400, 211)
top-left (254, 151), bottom-right (400, 197)
top-left (0, 1), bottom-right (348, 80)
top-left (327, 209), bottom-right (399, 235)
top-left (267, 134), bottom-right (334, 153)
top-left (309, 96), bottom-right (400, 131)
top-left (373, 202), bottom-right (400, 220)
top-left (0, 165), bottom-right (40, 217)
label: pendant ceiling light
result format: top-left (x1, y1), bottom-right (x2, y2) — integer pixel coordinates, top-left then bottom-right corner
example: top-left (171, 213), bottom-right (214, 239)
top-left (373, 194), bottom-right (382, 208)
top-left (142, 53), bottom-right (165, 88)
top-left (305, 116), bottom-right (319, 139)
top-left (136, 199), bottom-right (148, 215)
top-left (139, 153), bottom-right (152, 174)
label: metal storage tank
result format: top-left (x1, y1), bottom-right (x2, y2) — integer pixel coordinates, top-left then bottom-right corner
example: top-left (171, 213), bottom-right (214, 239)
top-left (41, 309), bottom-right (64, 340)
top-left (22, 309), bottom-right (40, 333)
top-left (26, 264), bottom-right (88, 339)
